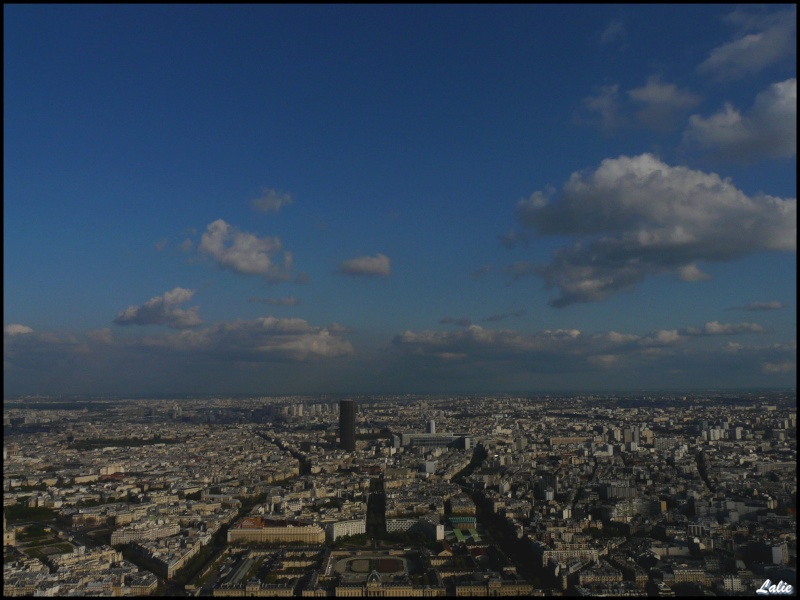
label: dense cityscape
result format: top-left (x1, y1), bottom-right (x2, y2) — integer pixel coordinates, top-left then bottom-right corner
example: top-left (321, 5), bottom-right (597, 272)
top-left (3, 391), bottom-right (796, 596)
top-left (5, 4), bottom-right (796, 597)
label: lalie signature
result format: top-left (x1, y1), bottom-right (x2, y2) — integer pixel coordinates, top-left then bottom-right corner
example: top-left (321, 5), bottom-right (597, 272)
top-left (756, 579), bottom-right (795, 595)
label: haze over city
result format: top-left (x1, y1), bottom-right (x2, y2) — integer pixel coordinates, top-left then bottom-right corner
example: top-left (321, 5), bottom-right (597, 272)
top-left (4, 4), bottom-right (796, 396)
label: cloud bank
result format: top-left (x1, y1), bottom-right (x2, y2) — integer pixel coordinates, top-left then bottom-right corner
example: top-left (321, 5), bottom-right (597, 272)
top-left (388, 321), bottom-right (782, 390)
top-left (113, 288), bottom-right (201, 329)
top-left (394, 321), bottom-right (766, 360)
top-left (683, 78), bottom-right (796, 163)
top-left (140, 316), bottom-right (353, 361)
top-left (4, 319), bottom-right (791, 394)
top-left (697, 7), bottom-right (796, 81)
top-left (514, 154), bottom-right (796, 307)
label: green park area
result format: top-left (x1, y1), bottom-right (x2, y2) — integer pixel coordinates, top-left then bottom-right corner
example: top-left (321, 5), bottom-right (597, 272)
top-left (15, 524), bottom-right (76, 561)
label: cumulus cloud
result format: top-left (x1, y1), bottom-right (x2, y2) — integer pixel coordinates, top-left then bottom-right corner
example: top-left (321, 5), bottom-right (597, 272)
top-left (113, 287), bottom-right (201, 329)
top-left (515, 153), bottom-right (796, 306)
top-left (580, 78), bottom-right (700, 132)
top-left (249, 296), bottom-right (301, 306)
top-left (627, 76), bottom-right (701, 131)
top-left (198, 219), bottom-right (295, 282)
top-left (251, 188), bottom-right (293, 214)
top-left (5, 324), bottom-right (33, 336)
top-left (141, 316), bottom-right (353, 361)
top-left (676, 264), bottom-right (712, 282)
top-left (683, 78), bottom-right (796, 163)
top-left (339, 253), bottom-right (391, 277)
top-left (639, 329), bottom-right (683, 347)
top-left (697, 7), bottom-right (796, 81)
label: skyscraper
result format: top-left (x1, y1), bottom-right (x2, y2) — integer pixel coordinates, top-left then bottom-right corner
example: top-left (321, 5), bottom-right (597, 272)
top-left (339, 399), bottom-right (356, 451)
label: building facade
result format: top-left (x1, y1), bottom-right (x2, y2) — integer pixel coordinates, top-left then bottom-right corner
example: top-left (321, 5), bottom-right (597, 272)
top-left (339, 400), bottom-right (356, 452)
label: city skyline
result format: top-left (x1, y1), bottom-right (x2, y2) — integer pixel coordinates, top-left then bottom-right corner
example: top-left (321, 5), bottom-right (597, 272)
top-left (4, 5), bottom-right (796, 396)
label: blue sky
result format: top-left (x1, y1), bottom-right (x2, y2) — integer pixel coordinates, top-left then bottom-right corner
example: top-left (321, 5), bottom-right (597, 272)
top-left (4, 4), bottom-right (796, 395)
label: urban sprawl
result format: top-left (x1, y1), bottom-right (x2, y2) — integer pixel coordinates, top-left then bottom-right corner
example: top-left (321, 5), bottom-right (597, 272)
top-left (3, 391), bottom-right (796, 596)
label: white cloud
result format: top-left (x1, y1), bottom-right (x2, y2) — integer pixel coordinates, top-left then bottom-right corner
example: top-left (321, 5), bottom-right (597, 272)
top-left (697, 7), bottom-right (796, 81)
top-left (114, 287), bottom-right (201, 329)
top-left (684, 78), bottom-right (796, 163)
top-left (627, 76), bottom-right (701, 131)
top-left (339, 253), bottom-right (391, 277)
top-left (639, 329), bottom-right (683, 347)
top-left (4, 324), bottom-right (33, 336)
top-left (600, 331), bottom-right (640, 344)
top-left (3, 315), bottom-right (354, 390)
top-left (142, 316), bottom-right (353, 361)
top-left (198, 219), bottom-right (295, 282)
top-left (251, 189), bottom-right (293, 213)
top-left (4, 318), bottom-right (791, 393)
top-left (676, 264), bottom-right (711, 282)
top-left (515, 153), bottom-right (796, 306)
top-left (637, 321), bottom-right (766, 346)
top-left (581, 77), bottom-right (700, 132)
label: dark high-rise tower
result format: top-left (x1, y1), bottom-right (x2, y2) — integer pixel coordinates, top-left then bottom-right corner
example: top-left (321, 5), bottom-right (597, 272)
top-left (339, 399), bottom-right (356, 451)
